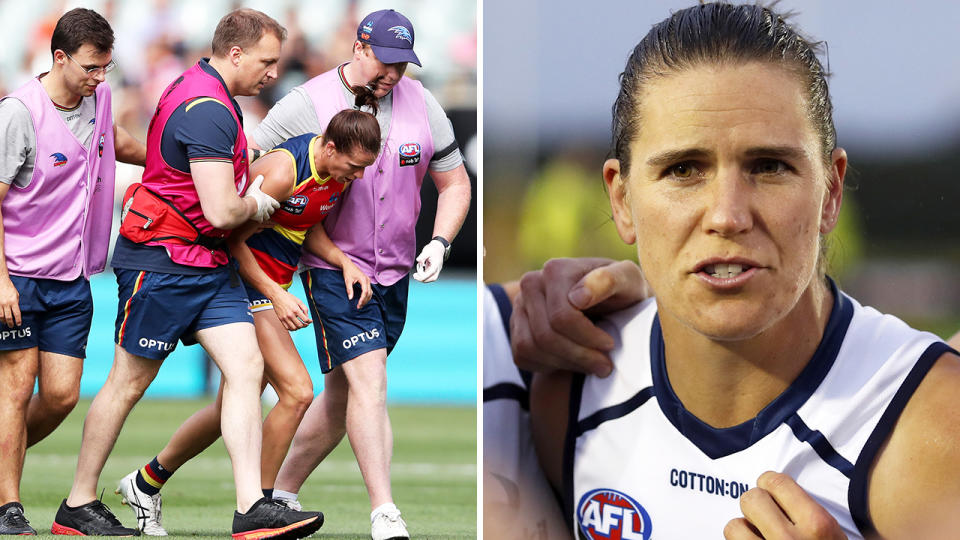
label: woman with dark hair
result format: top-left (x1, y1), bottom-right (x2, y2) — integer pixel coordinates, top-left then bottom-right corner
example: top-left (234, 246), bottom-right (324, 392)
top-left (528, 3), bottom-right (960, 539)
top-left (114, 104), bottom-right (381, 536)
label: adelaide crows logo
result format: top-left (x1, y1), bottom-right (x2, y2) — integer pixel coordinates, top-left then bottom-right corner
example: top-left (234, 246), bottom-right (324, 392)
top-left (577, 488), bottom-right (652, 540)
top-left (50, 153), bottom-right (68, 167)
top-left (388, 25), bottom-right (413, 44)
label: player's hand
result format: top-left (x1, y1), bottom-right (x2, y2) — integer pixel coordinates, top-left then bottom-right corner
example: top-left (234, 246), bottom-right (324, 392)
top-left (511, 258), bottom-right (650, 377)
top-left (342, 259), bottom-right (372, 309)
top-left (246, 175), bottom-right (280, 222)
top-left (0, 276), bottom-right (21, 328)
top-left (412, 239), bottom-right (446, 283)
top-left (724, 471), bottom-right (847, 540)
top-left (270, 289), bottom-right (312, 331)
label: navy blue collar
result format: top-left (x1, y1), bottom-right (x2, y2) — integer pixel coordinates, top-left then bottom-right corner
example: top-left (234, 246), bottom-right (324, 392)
top-left (198, 58), bottom-right (244, 122)
top-left (650, 278), bottom-right (854, 459)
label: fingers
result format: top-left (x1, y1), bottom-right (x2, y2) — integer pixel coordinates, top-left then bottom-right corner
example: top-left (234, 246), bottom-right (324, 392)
top-left (1, 304), bottom-right (14, 328)
top-left (12, 303), bottom-right (21, 327)
top-left (754, 471), bottom-right (844, 539)
top-left (345, 277), bottom-right (355, 300)
top-left (414, 254), bottom-right (441, 282)
top-left (357, 278), bottom-right (372, 309)
top-left (735, 472), bottom-right (847, 540)
top-left (539, 261), bottom-right (618, 353)
top-left (511, 271), bottom-right (614, 376)
top-left (724, 517), bottom-right (764, 540)
top-left (739, 485), bottom-right (792, 538)
top-left (578, 260), bottom-right (650, 316)
top-left (293, 299), bottom-right (312, 326)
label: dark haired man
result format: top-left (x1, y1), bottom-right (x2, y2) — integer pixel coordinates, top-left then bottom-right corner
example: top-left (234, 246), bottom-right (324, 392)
top-left (53, 9), bottom-right (321, 539)
top-left (0, 7), bottom-right (145, 535)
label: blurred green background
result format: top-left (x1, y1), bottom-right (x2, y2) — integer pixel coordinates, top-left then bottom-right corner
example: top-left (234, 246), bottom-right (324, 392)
top-left (483, 0), bottom-right (960, 340)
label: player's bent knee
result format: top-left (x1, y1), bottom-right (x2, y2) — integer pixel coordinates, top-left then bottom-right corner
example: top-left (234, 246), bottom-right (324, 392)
top-left (40, 386), bottom-right (80, 415)
top-left (279, 383), bottom-right (314, 415)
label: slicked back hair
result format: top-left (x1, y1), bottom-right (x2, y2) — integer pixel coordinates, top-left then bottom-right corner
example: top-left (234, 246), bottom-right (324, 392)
top-left (611, 2), bottom-right (834, 177)
top-left (324, 108), bottom-right (381, 158)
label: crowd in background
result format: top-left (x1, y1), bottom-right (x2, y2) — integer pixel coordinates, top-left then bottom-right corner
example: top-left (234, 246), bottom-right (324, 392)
top-left (0, 0), bottom-right (477, 266)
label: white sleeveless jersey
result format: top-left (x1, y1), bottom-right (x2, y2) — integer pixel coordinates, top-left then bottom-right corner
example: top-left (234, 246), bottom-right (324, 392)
top-left (568, 286), bottom-right (952, 540)
top-left (483, 285), bottom-right (568, 540)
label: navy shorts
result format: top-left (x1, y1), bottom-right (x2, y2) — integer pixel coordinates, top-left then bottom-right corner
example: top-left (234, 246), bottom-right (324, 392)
top-left (115, 268), bottom-right (253, 360)
top-left (0, 276), bottom-right (92, 358)
top-left (243, 281), bottom-right (274, 313)
top-left (301, 268), bottom-right (408, 373)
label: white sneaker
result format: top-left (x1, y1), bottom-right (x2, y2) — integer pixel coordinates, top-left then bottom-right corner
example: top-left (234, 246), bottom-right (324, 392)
top-left (116, 470), bottom-right (168, 536)
top-left (272, 497), bottom-right (302, 511)
top-left (371, 508), bottom-right (409, 540)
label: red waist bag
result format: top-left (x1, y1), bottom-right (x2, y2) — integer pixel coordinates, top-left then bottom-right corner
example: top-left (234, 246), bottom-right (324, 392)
top-left (119, 182), bottom-right (227, 250)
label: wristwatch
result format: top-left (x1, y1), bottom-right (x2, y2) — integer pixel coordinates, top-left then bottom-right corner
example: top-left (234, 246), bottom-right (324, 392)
top-left (432, 236), bottom-right (451, 261)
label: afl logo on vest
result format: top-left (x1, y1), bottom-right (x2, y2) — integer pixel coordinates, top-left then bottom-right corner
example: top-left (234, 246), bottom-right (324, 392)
top-left (98, 134), bottom-right (105, 158)
top-left (281, 194), bottom-right (308, 215)
top-left (577, 488), bottom-right (652, 540)
top-left (398, 142), bottom-right (421, 167)
top-left (50, 152), bottom-right (68, 167)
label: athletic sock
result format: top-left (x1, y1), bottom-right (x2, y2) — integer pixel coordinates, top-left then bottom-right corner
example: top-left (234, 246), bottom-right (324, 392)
top-left (371, 502), bottom-right (398, 522)
top-left (136, 457), bottom-right (174, 496)
top-left (272, 489), bottom-right (298, 502)
top-left (262, 488), bottom-right (273, 499)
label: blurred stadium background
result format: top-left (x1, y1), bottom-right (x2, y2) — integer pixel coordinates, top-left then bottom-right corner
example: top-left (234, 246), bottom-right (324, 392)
top-left (0, 0), bottom-right (478, 402)
top-left (484, 0), bottom-right (960, 338)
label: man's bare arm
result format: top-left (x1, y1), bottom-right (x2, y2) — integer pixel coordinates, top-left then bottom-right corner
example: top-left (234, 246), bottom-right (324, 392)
top-left (113, 124), bottom-right (146, 166)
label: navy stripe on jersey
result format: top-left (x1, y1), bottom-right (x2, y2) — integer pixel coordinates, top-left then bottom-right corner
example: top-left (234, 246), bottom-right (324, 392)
top-left (785, 413), bottom-right (854, 478)
top-left (847, 340), bottom-right (957, 537)
top-left (650, 278), bottom-right (854, 459)
top-left (161, 99), bottom-right (238, 173)
top-left (274, 132), bottom-right (319, 183)
top-left (483, 383), bottom-right (529, 410)
top-left (563, 373), bottom-right (586, 530)
top-left (487, 284), bottom-right (512, 338)
top-left (486, 284), bottom-right (533, 389)
top-left (575, 386), bottom-right (655, 437)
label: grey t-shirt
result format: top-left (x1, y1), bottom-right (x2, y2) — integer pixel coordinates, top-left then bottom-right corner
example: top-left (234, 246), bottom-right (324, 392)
top-left (0, 91), bottom-right (97, 188)
top-left (252, 68), bottom-right (463, 173)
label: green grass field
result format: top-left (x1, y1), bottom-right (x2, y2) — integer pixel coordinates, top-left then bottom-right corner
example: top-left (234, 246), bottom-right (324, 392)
top-left (22, 399), bottom-right (477, 539)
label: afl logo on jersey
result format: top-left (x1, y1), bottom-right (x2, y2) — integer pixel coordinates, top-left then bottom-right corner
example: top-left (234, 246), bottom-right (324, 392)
top-left (281, 194), bottom-right (308, 215)
top-left (98, 134), bottom-right (105, 158)
top-left (51, 153), bottom-right (68, 167)
top-left (398, 142), bottom-right (421, 167)
top-left (577, 488), bottom-right (652, 540)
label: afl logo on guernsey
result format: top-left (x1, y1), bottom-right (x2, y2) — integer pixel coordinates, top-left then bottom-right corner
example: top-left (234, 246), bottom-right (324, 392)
top-left (51, 153), bottom-right (68, 167)
top-left (398, 142), bottom-right (421, 167)
top-left (577, 488), bottom-right (652, 540)
top-left (281, 194), bottom-right (308, 215)
top-left (98, 134), bottom-right (105, 158)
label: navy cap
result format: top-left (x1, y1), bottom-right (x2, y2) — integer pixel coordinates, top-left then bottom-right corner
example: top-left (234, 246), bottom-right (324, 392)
top-left (357, 9), bottom-right (421, 67)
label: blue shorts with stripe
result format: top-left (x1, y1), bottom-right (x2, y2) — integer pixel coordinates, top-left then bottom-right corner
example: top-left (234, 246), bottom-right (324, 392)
top-left (243, 281), bottom-right (275, 313)
top-left (115, 268), bottom-right (253, 360)
top-left (0, 276), bottom-right (92, 358)
top-left (301, 268), bottom-right (408, 373)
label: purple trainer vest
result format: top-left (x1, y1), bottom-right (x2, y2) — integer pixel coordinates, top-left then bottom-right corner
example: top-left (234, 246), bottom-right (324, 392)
top-left (140, 61), bottom-right (249, 268)
top-left (1, 77), bottom-right (115, 280)
top-left (299, 69), bottom-right (433, 286)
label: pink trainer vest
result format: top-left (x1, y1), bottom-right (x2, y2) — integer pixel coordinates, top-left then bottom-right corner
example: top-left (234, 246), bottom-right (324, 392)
top-left (141, 61), bottom-right (249, 268)
top-left (299, 69), bottom-right (433, 286)
top-left (1, 77), bottom-right (116, 280)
